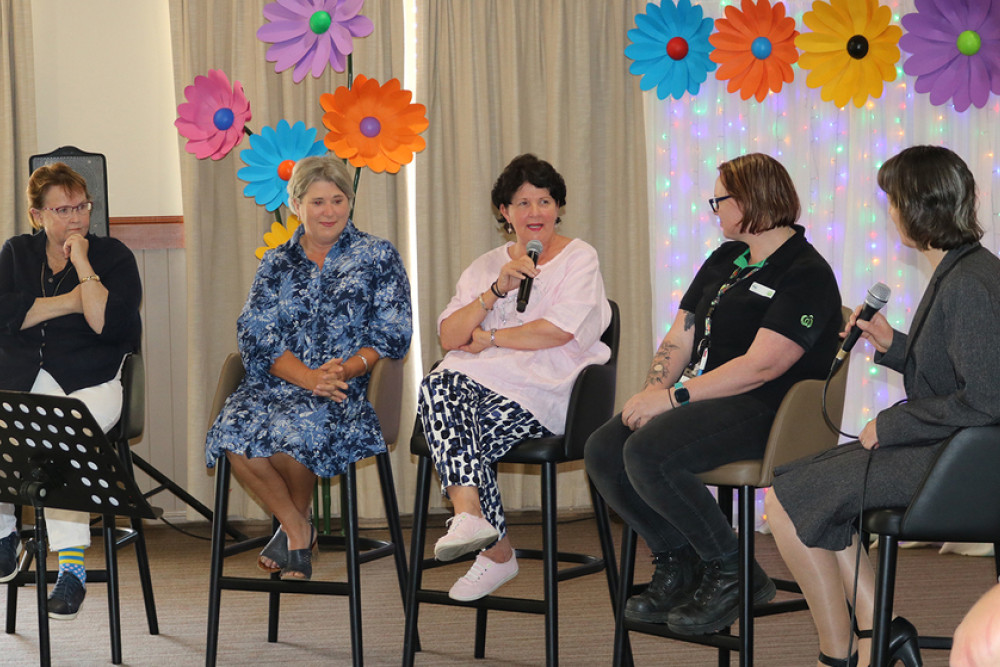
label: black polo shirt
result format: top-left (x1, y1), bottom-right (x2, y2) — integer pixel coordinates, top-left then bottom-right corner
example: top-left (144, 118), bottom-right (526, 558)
top-left (0, 231), bottom-right (141, 393)
top-left (678, 225), bottom-right (842, 409)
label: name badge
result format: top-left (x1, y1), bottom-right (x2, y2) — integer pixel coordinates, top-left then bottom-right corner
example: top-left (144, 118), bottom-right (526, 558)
top-left (749, 282), bottom-right (775, 299)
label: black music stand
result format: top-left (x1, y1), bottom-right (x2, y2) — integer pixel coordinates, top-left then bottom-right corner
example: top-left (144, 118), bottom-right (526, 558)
top-left (0, 391), bottom-right (155, 666)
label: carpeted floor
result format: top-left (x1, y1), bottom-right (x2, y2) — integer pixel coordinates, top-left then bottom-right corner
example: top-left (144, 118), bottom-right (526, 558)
top-left (1, 513), bottom-right (992, 666)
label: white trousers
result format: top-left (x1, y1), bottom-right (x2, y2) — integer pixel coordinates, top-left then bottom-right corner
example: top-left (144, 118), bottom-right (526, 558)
top-left (0, 367), bottom-right (122, 551)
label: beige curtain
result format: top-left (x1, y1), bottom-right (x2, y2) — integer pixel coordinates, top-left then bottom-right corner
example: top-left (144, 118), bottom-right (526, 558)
top-left (415, 0), bottom-right (652, 513)
top-left (170, 0), bottom-right (409, 520)
top-left (0, 0), bottom-right (36, 239)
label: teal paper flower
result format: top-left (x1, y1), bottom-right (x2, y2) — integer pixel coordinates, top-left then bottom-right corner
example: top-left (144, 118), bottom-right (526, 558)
top-left (626, 0), bottom-right (717, 100)
top-left (237, 120), bottom-right (327, 211)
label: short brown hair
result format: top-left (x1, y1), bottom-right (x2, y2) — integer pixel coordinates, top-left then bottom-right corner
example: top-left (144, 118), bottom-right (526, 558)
top-left (877, 145), bottom-right (982, 250)
top-left (718, 153), bottom-right (800, 234)
top-left (26, 162), bottom-right (91, 230)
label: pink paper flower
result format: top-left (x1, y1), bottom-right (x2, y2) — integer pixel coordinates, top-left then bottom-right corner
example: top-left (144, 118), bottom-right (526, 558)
top-left (175, 70), bottom-right (252, 160)
top-left (900, 0), bottom-right (1000, 112)
top-left (258, 0), bottom-right (375, 83)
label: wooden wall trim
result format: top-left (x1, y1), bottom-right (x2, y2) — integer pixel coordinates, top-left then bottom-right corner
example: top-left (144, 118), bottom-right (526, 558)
top-left (110, 216), bottom-right (184, 250)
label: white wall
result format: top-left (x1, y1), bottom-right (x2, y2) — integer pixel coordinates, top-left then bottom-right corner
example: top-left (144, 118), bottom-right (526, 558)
top-left (31, 0), bottom-right (182, 217)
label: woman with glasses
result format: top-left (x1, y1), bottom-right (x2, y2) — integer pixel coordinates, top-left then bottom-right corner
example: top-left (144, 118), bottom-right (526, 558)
top-left (0, 162), bottom-right (142, 620)
top-left (585, 153), bottom-right (841, 636)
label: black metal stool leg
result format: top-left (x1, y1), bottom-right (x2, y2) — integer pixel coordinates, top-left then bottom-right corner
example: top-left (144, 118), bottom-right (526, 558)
top-left (613, 525), bottom-right (638, 667)
top-left (738, 486), bottom-right (753, 667)
top-left (104, 516), bottom-right (123, 664)
top-left (344, 463), bottom-right (363, 666)
top-left (267, 515), bottom-right (281, 643)
top-left (375, 453), bottom-right (409, 609)
top-left (402, 456), bottom-right (432, 667)
top-left (542, 461), bottom-right (559, 666)
top-left (205, 456), bottom-right (231, 667)
top-left (871, 534), bottom-right (898, 667)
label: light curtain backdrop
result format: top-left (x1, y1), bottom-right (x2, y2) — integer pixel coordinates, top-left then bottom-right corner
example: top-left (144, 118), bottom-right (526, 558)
top-left (0, 0), bottom-right (36, 241)
top-left (643, 0), bottom-right (1000, 441)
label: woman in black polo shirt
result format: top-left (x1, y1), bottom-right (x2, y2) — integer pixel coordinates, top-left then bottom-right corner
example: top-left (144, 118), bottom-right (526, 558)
top-left (585, 153), bottom-right (842, 636)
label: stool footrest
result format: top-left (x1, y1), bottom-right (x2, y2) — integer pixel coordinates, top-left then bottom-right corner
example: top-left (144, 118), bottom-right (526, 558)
top-left (416, 589), bottom-right (547, 614)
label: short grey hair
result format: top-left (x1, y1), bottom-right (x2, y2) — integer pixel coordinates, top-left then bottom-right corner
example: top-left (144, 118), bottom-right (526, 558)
top-left (287, 155), bottom-right (355, 208)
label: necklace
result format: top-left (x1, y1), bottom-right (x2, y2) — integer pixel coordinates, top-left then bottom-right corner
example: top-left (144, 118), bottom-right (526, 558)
top-left (40, 258), bottom-right (75, 297)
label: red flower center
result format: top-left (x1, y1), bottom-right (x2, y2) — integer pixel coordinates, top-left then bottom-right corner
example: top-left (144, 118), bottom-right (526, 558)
top-left (666, 36), bottom-right (689, 61)
top-left (277, 160), bottom-right (296, 181)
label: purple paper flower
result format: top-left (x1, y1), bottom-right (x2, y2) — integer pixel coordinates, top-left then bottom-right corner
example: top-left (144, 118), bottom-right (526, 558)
top-left (257, 0), bottom-right (375, 83)
top-left (900, 0), bottom-right (1000, 112)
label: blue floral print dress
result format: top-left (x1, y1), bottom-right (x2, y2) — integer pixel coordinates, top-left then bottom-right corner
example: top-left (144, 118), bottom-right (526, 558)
top-left (205, 221), bottom-right (412, 477)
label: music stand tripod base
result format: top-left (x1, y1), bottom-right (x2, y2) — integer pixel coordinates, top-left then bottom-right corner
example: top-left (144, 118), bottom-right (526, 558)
top-left (0, 391), bottom-right (155, 666)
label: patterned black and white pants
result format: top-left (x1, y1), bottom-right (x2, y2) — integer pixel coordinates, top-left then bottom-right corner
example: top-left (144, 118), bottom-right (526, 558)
top-left (418, 369), bottom-right (553, 538)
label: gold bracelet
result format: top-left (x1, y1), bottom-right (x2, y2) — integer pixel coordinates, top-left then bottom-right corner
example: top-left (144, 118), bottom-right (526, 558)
top-left (490, 328), bottom-right (499, 347)
top-left (79, 275), bottom-right (101, 283)
top-left (478, 292), bottom-right (492, 311)
top-left (355, 354), bottom-right (369, 373)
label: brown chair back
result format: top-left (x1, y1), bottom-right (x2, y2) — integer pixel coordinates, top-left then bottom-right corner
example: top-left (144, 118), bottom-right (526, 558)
top-left (699, 305), bottom-right (853, 488)
top-left (207, 352), bottom-right (402, 443)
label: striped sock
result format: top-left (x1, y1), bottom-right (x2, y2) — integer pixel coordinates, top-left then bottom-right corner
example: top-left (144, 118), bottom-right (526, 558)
top-left (57, 547), bottom-right (86, 587)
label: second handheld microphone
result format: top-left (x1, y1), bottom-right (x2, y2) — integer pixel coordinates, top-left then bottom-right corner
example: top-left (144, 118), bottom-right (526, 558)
top-left (831, 281), bottom-right (891, 373)
top-left (516, 240), bottom-right (543, 313)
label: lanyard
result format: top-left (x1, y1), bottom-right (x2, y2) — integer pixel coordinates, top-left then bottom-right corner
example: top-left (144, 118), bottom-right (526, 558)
top-left (688, 249), bottom-right (765, 377)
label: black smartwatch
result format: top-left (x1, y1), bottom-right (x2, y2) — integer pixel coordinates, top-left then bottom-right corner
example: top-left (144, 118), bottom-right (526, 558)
top-left (673, 382), bottom-right (690, 406)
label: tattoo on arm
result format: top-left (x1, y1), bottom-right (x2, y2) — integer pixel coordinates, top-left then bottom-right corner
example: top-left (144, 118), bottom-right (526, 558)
top-left (645, 339), bottom-right (679, 388)
top-left (683, 311), bottom-right (695, 331)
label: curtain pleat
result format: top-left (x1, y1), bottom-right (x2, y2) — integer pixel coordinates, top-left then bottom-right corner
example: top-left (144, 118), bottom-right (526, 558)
top-left (0, 0), bottom-right (36, 239)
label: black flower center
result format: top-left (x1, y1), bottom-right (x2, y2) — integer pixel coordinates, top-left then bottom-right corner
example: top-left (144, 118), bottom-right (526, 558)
top-left (847, 34), bottom-right (869, 60)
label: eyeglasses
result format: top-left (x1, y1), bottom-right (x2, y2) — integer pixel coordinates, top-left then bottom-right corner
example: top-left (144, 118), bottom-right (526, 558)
top-left (38, 202), bottom-right (93, 219)
top-left (708, 195), bottom-right (733, 213)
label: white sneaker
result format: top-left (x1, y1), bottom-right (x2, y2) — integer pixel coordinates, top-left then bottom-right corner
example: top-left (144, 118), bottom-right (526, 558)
top-left (448, 553), bottom-right (519, 601)
top-left (433, 513), bottom-right (499, 561)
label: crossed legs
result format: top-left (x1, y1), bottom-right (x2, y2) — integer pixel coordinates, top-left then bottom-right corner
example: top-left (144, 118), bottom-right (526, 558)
top-left (225, 451), bottom-right (316, 575)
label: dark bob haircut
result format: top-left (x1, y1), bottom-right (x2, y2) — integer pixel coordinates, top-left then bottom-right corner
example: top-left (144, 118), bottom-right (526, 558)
top-left (491, 154), bottom-right (567, 233)
top-left (877, 145), bottom-right (982, 250)
top-left (718, 153), bottom-right (800, 234)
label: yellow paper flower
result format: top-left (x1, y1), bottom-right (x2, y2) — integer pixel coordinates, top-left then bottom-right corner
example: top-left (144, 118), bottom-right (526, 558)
top-left (321, 74), bottom-right (428, 174)
top-left (255, 214), bottom-right (301, 259)
top-left (795, 0), bottom-right (902, 108)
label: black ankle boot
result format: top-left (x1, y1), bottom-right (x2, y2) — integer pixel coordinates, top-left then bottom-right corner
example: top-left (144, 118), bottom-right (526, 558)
top-left (623, 544), bottom-right (699, 623)
top-left (665, 553), bottom-right (776, 635)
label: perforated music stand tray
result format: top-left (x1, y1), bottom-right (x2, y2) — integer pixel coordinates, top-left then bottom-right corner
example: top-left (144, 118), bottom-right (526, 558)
top-left (0, 391), bottom-right (155, 666)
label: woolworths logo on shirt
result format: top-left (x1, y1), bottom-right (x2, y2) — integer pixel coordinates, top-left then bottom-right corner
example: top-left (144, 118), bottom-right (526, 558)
top-left (800, 315), bottom-right (814, 328)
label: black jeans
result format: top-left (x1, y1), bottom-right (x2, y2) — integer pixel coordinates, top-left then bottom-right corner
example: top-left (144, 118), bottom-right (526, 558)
top-left (584, 394), bottom-right (775, 560)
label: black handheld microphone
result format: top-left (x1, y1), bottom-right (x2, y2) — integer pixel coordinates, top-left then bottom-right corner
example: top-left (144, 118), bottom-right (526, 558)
top-left (516, 240), bottom-right (543, 313)
top-left (831, 281), bottom-right (891, 374)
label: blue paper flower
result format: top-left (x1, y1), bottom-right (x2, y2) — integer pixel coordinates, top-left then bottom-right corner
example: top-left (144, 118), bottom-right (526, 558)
top-left (625, 0), bottom-right (717, 100)
top-left (238, 120), bottom-right (327, 211)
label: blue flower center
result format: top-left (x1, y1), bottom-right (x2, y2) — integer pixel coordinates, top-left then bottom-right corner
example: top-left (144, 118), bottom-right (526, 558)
top-left (751, 36), bottom-right (772, 60)
top-left (360, 116), bottom-right (381, 138)
top-left (213, 108), bottom-right (235, 131)
top-left (310, 11), bottom-right (332, 35)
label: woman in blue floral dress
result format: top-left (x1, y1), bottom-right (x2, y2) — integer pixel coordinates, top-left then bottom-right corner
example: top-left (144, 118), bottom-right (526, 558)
top-left (205, 155), bottom-right (412, 581)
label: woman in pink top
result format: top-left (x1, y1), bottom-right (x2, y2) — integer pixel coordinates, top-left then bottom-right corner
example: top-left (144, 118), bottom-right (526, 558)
top-left (417, 154), bottom-right (611, 601)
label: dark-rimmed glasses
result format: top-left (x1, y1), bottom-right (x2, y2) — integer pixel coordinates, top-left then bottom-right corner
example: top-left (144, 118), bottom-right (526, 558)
top-left (708, 195), bottom-right (732, 213)
top-left (38, 201), bottom-right (93, 219)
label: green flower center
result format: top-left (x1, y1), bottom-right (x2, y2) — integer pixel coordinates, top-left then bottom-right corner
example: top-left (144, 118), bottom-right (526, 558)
top-left (957, 30), bottom-right (982, 56)
top-left (309, 11), bottom-right (332, 35)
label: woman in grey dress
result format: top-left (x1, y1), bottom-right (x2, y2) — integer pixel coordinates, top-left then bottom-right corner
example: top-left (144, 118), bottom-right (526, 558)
top-left (766, 145), bottom-right (1000, 667)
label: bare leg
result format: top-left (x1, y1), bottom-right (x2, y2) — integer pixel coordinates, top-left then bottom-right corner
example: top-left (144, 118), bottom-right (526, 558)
top-left (446, 485), bottom-right (514, 564)
top-left (766, 491), bottom-right (855, 666)
top-left (226, 452), bottom-right (315, 552)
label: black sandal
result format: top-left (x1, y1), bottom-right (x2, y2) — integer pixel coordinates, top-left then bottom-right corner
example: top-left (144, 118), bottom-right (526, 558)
top-left (257, 527), bottom-right (287, 573)
top-left (818, 652), bottom-right (858, 667)
top-left (279, 526), bottom-right (316, 581)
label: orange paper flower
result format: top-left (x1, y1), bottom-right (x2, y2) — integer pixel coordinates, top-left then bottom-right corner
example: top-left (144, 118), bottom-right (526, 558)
top-left (709, 0), bottom-right (799, 102)
top-left (256, 214), bottom-right (301, 259)
top-left (321, 75), bottom-right (428, 174)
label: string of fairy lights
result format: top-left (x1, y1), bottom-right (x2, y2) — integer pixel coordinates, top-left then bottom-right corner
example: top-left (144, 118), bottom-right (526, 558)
top-left (644, 0), bottom-right (1000, 437)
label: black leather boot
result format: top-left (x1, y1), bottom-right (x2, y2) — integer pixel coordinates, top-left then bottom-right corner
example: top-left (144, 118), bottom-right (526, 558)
top-left (665, 553), bottom-right (776, 635)
top-left (624, 544), bottom-right (699, 623)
